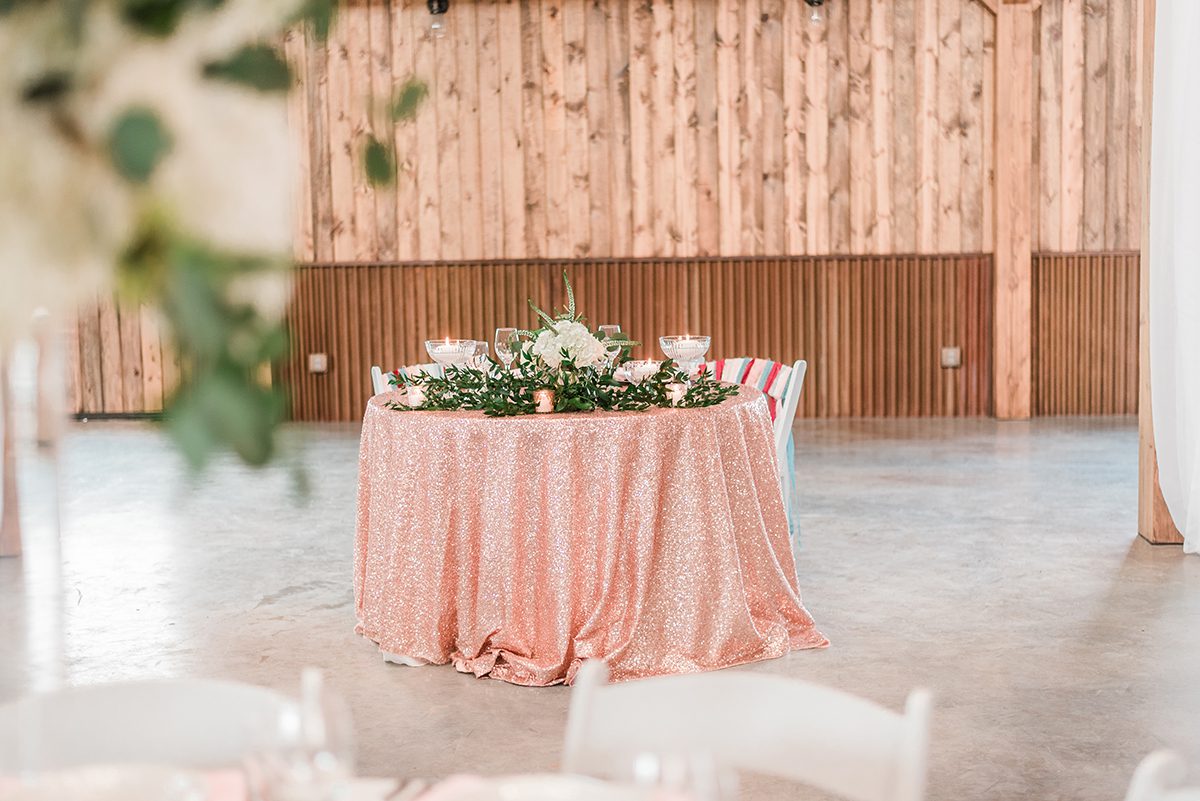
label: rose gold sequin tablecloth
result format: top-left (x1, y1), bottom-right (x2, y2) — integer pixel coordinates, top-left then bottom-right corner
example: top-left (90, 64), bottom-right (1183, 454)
top-left (354, 387), bottom-right (827, 686)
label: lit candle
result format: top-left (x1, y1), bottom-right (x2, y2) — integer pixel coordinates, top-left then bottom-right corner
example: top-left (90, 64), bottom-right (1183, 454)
top-left (534, 388), bottom-right (555, 413)
top-left (666, 382), bottom-right (686, 406)
top-left (406, 385), bottom-right (426, 408)
top-left (674, 337), bottom-right (706, 362)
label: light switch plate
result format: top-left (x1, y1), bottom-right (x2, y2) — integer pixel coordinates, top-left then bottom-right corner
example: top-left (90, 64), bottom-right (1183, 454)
top-left (308, 353), bottom-right (329, 373)
top-left (940, 346), bottom-right (962, 369)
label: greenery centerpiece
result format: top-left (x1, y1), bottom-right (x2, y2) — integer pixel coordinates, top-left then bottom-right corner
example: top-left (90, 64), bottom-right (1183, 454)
top-left (386, 274), bottom-right (737, 417)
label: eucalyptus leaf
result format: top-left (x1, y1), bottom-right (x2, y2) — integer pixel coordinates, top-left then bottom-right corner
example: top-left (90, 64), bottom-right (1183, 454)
top-left (121, 0), bottom-right (189, 35)
top-left (167, 392), bottom-right (218, 470)
top-left (292, 0), bottom-right (335, 41)
top-left (203, 44), bottom-right (291, 92)
top-left (21, 72), bottom-right (72, 104)
top-left (391, 78), bottom-right (428, 122)
top-left (363, 135), bottom-right (395, 186)
top-left (108, 107), bottom-right (171, 183)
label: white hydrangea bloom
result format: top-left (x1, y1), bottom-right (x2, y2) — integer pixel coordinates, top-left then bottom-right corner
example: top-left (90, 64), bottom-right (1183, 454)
top-left (531, 321), bottom-right (607, 370)
top-left (0, 0), bottom-right (300, 343)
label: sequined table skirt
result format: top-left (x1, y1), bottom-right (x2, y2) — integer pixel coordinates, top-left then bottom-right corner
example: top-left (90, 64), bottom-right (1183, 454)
top-left (354, 387), bottom-right (827, 686)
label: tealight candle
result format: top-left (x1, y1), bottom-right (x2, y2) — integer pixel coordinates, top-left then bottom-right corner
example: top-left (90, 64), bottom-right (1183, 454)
top-left (666, 382), bottom-right (686, 406)
top-left (673, 337), bottom-right (707, 362)
top-left (533, 388), bottom-right (555, 413)
top-left (406, 385), bottom-right (426, 408)
top-left (430, 341), bottom-right (456, 358)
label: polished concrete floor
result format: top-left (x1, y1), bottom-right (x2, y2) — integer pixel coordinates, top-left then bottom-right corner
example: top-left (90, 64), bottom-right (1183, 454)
top-left (2, 416), bottom-right (1199, 801)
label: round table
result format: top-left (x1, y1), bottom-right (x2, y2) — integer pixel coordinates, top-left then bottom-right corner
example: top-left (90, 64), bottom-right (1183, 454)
top-left (354, 387), bottom-right (826, 686)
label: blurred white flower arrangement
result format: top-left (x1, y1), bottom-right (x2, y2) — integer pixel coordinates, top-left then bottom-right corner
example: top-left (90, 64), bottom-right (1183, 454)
top-left (0, 0), bottom-right (422, 470)
top-left (0, 0), bottom-right (304, 339)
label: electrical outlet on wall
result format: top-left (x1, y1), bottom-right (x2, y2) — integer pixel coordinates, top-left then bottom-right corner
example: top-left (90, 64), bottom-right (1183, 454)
top-left (940, 346), bottom-right (962, 369)
top-left (308, 353), bottom-right (329, 373)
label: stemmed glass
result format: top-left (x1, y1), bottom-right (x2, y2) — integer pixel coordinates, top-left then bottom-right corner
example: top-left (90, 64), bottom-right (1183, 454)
top-left (598, 324), bottom-right (622, 369)
top-left (612, 752), bottom-right (736, 801)
top-left (245, 668), bottom-right (356, 801)
top-left (495, 328), bottom-right (519, 370)
top-left (472, 340), bottom-right (490, 370)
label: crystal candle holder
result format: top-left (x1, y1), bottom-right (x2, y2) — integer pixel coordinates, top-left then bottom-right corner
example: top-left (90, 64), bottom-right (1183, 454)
top-left (659, 335), bottom-right (710, 378)
top-left (425, 339), bottom-right (478, 375)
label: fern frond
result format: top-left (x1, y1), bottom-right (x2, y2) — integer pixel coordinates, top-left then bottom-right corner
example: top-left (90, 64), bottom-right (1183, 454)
top-left (564, 270), bottom-right (576, 319)
top-left (527, 298), bottom-right (559, 330)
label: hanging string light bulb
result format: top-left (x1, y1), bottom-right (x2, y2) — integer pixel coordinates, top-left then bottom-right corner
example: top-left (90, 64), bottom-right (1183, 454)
top-left (804, 0), bottom-right (826, 26)
top-left (427, 0), bottom-right (449, 39)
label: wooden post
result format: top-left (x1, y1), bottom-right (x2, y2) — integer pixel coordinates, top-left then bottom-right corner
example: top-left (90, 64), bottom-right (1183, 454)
top-left (988, 0), bottom-right (1039, 420)
top-left (1135, 0), bottom-right (1182, 544)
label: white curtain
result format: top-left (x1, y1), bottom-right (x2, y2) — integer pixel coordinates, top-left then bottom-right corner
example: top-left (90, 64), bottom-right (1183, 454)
top-left (1149, 0), bottom-right (1200, 553)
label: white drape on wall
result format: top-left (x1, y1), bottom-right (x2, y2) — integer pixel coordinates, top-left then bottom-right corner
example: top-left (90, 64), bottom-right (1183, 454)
top-left (1149, 0), bottom-right (1200, 553)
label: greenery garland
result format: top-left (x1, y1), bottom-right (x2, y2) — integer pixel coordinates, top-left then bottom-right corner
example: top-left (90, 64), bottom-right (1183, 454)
top-left (384, 272), bottom-right (738, 416)
top-left (384, 348), bottom-right (737, 417)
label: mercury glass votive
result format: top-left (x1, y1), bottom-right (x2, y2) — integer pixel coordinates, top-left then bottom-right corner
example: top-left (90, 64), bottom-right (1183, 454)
top-left (666, 382), bottom-right (686, 406)
top-left (405, 385), bottom-right (426, 408)
top-left (533, 388), bottom-right (555, 413)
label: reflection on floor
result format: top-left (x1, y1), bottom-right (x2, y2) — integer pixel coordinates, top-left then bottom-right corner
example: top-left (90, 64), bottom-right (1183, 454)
top-left (2, 417), bottom-right (1198, 801)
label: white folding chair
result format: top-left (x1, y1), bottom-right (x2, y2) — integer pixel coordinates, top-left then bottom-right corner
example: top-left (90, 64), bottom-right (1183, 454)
top-left (0, 679), bottom-right (288, 772)
top-left (370, 365), bottom-right (388, 395)
top-left (705, 358), bottom-right (808, 539)
top-left (563, 661), bottom-right (931, 801)
top-left (1125, 751), bottom-right (1200, 801)
top-left (370, 363), bottom-right (441, 396)
top-left (704, 358), bottom-right (807, 477)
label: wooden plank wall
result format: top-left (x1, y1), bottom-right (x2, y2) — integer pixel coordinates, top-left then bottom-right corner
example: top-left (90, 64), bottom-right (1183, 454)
top-left (1036, 0), bottom-right (1144, 252)
top-left (65, 1), bottom-right (1150, 420)
top-left (288, 0), bottom-right (998, 260)
top-left (68, 300), bottom-right (178, 416)
top-left (1031, 251), bottom-right (1139, 416)
top-left (280, 255), bottom-right (993, 422)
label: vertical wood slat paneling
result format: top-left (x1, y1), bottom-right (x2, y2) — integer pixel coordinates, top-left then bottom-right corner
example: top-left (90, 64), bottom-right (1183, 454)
top-left (1031, 251), bottom-right (1139, 416)
top-left (281, 255), bottom-right (993, 422)
top-left (296, 0), bottom-right (1004, 260)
